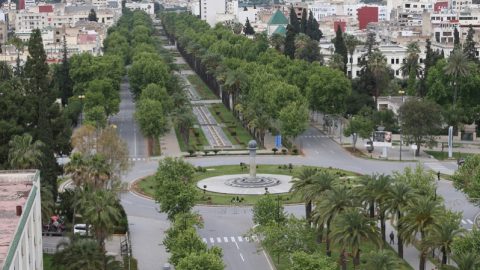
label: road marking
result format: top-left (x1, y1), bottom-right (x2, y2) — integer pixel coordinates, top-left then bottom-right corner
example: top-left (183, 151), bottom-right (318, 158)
top-left (237, 236), bottom-right (243, 242)
top-left (234, 241), bottom-right (240, 249)
top-left (263, 249), bottom-right (275, 270)
top-left (462, 220), bottom-right (467, 224)
top-left (216, 237), bottom-right (222, 243)
top-left (230, 236), bottom-right (236, 242)
top-left (239, 253), bottom-right (245, 262)
top-left (467, 219), bottom-right (474, 224)
top-left (209, 238), bottom-right (214, 243)
top-left (223, 237), bottom-right (229, 243)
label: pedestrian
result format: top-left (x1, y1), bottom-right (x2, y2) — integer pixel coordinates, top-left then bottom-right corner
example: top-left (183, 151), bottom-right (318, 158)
top-left (437, 171), bottom-right (441, 181)
top-left (389, 231), bottom-right (395, 244)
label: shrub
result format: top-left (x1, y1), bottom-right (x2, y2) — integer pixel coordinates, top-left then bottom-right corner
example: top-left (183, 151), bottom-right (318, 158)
top-left (231, 131), bottom-right (237, 136)
top-left (272, 148), bottom-right (278, 154)
top-left (188, 149), bottom-right (195, 156)
top-left (281, 149), bottom-right (287, 155)
top-left (292, 148), bottom-right (298, 155)
top-left (203, 150), bottom-right (210, 156)
top-left (213, 149), bottom-right (220, 155)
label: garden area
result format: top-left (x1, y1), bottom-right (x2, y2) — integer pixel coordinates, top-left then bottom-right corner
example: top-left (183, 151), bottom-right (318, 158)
top-left (134, 164), bottom-right (358, 205)
top-left (209, 104), bottom-right (254, 148)
top-left (186, 74), bottom-right (218, 100)
top-left (175, 125), bottom-right (209, 152)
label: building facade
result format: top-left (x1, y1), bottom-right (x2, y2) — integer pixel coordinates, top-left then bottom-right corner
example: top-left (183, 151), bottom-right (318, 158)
top-left (0, 171), bottom-right (43, 270)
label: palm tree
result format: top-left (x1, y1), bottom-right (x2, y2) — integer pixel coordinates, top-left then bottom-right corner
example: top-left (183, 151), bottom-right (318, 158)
top-left (400, 42), bottom-right (423, 93)
top-left (384, 181), bottom-right (417, 258)
top-left (41, 185), bottom-right (55, 224)
top-left (313, 186), bottom-right (354, 257)
top-left (443, 252), bottom-right (480, 270)
top-left (330, 207), bottom-right (382, 269)
top-left (173, 109), bottom-right (195, 147)
top-left (345, 34), bottom-right (359, 79)
top-left (423, 214), bottom-right (465, 265)
top-left (356, 174), bottom-right (378, 219)
top-left (86, 154), bottom-right (111, 189)
top-left (444, 50), bottom-right (470, 106)
top-left (53, 239), bottom-right (123, 270)
top-left (8, 133), bottom-right (45, 169)
top-left (399, 198), bottom-right (443, 270)
top-left (65, 153), bottom-right (89, 187)
top-left (81, 189), bottom-right (121, 250)
top-left (290, 167), bottom-right (318, 223)
top-left (372, 174), bottom-right (392, 242)
top-left (224, 69), bottom-right (248, 110)
top-left (368, 51), bottom-right (389, 107)
top-left (362, 250), bottom-right (402, 270)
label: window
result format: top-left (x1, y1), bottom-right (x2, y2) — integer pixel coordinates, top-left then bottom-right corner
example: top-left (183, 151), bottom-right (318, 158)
top-left (396, 58), bottom-right (399, 64)
top-left (391, 58), bottom-right (394, 64)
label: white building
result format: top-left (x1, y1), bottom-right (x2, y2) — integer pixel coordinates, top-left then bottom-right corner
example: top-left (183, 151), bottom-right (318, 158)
top-left (125, 1), bottom-right (154, 16)
top-left (348, 44), bottom-right (426, 79)
top-left (0, 170), bottom-right (43, 270)
top-left (308, 2), bottom-right (336, 21)
top-left (200, 0), bottom-right (226, 26)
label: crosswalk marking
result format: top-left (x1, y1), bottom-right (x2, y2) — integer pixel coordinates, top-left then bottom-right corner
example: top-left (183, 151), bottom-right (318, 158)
top-left (461, 219), bottom-right (474, 225)
top-left (424, 162), bottom-right (454, 175)
top-left (202, 235), bottom-right (261, 244)
top-left (462, 220), bottom-right (467, 224)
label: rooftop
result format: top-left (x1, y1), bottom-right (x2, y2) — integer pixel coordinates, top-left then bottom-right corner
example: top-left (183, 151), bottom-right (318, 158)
top-left (0, 170), bottom-right (38, 269)
top-left (268, 9), bottom-right (288, 25)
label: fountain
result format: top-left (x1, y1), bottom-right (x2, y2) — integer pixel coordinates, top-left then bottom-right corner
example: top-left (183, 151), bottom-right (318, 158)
top-left (224, 140), bottom-right (281, 188)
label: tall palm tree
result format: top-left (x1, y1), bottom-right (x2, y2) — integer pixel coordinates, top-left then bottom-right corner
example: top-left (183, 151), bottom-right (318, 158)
top-left (399, 198), bottom-right (443, 270)
top-left (362, 250), bottom-right (402, 270)
top-left (41, 184), bottom-right (55, 224)
top-left (81, 189), bottom-right (121, 250)
top-left (384, 181), bottom-right (417, 259)
top-left (372, 174), bottom-right (392, 242)
top-left (313, 186), bottom-right (354, 257)
top-left (53, 239), bottom-right (123, 270)
top-left (444, 50), bottom-right (470, 106)
top-left (423, 214), bottom-right (465, 265)
top-left (290, 167), bottom-right (318, 223)
top-left (400, 42), bottom-right (423, 94)
top-left (224, 69), bottom-right (248, 110)
top-left (330, 207), bottom-right (382, 269)
top-left (367, 51), bottom-right (389, 107)
top-left (65, 153), bottom-right (89, 187)
top-left (356, 174), bottom-right (378, 219)
top-left (8, 133), bottom-right (45, 169)
top-left (345, 34), bottom-right (359, 79)
top-left (86, 154), bottom-right (111, 189)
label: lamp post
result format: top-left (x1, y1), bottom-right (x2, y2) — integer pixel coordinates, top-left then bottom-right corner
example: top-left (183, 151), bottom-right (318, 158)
top-left (398, 90), bottom-right (405, 161)
top-left (78, 95), bottom-right (85, 126)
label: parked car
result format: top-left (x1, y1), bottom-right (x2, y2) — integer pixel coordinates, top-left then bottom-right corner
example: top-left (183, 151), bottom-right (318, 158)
top-left (73, 224), bottom-right (91, 236)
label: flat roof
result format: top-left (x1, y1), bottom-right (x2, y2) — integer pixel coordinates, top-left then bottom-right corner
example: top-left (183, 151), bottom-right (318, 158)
top-left (0, 170), bottom-right (38, 269)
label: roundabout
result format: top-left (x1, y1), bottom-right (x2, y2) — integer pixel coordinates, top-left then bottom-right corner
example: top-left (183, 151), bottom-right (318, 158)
top-left (197, 174), bottom-right (292, 195)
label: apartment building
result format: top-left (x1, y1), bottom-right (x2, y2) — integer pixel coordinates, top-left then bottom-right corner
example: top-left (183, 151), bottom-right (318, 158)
top-left (125, 1), bottom-right (154, 16)
top-left (0, 171), bottom-right (43, 270)
top-left (200, 0), bottom-right (226, 26)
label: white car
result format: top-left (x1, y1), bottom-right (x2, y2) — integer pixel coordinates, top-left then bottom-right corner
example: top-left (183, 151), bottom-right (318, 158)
top-left (73, 224), bottom-right (90, 236)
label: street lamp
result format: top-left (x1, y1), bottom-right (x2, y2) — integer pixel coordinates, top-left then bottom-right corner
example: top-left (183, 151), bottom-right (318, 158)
top-left (78, 95), bottom-right (85, 126)
top-left (398, 90), bottom-right (405, 161)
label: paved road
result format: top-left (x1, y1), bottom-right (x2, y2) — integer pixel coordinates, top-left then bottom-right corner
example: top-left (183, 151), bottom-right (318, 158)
top-left (110, 77), bottom-right (148, 158)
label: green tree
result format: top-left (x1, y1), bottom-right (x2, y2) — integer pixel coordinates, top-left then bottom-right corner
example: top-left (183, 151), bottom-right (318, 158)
top-left (330, 208), bottom-right (382, 268)
top-left (253, 195), bottom-right (285, 225)
top-left (8, 133), bottom-right (45, 169)
top-left (57, 36), bottom-right (73, 106)
top-left (154, 157), bottom-right (197, 220)
top-left (398, 99), bottom-right (442, 156)
top-left (343, 115), bottom-right (374, 151)
top-left (333, 25), bottom-right (348, 73)
top-left (176, 252), bottom-right (224, 270)
top-left (290, 167), bottom-right (319, 223)
top-left (444, 50), bottom-right (470, 106)
top-left (400, 198), bottom-right (443, 270)
top-left (444, 252), bottom-right (480, 270)
top-left (84, 106), bottom-right (107, 129)
top-left (244, 18), bottom-right (255, 35)
top-left (290, 251), bottom-right (337, 270)
top-left (140, 83), bottom-right (173, 113)
top-left (53, 239), bottom-right (122, 270)
top-left (452, 155), bottom-right (480, 204)
top-left (300, 9), bottom-right (307, 33)
top-left (400, 42), bottom-right (422, 95)
top-left (289, 7), bottom-right (300, 33)
top-left (362, 250), bottom-right (402, 270)
top-left (279, 101), bottom-right (309, 141)
top-left (294, 34), bottom-right (321, 62)
top-left (84, 79), bottom-right (120, 116)
top-left (269, 33), bottom-right (285, 52)
top-left (454, 27), bottom-right (460, 50)
top-left (168, 228), bottom-right (210, 265)
top-left (313, 186), bottom-right (355, 257)
top-left (135, 98), bottom-right (169, 141)
top-left (88, 8), bottom-right (98, 22)
top-left (463, 25), bottom-right (477, 62)
top-left (345, 34), bottom-right (359, 78)
top-left (368, 50), bottom-right (389, 107)
top-left (81, 189), bottom-right (121, 250)
top-left (284, 24), bottom-right (296, 59)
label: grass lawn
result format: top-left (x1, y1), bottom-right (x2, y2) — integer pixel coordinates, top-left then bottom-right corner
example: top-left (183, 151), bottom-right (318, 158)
top-left (135, 165), bottom-right (358, 205)
top-left (186, 74), bottom-right (218, 100)
top-left (209, 104), bottom-right (254, 148)
top-left (175, 126), bottom-right (209, 152)
top-left (424, 150), bottom-right (474, 161)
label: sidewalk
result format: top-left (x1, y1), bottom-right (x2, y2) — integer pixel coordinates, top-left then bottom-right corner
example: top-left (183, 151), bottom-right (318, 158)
top-left (159, 126), bottom-right (184, 157)
top-left (385, 222), bottom-right (437, 270)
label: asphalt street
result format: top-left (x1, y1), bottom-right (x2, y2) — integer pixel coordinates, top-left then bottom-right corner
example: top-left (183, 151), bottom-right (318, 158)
top-left (110, 77), bottom-right (148, 158)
